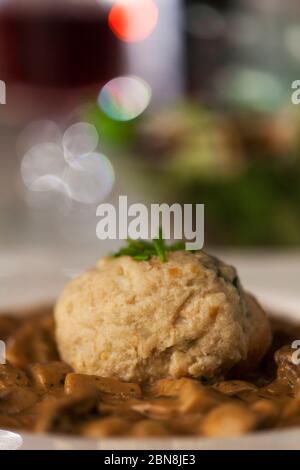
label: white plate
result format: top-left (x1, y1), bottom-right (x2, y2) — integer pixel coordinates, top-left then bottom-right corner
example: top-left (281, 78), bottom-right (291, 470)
top-left (1, 250), bottom-right (300, 449)
top-left (0, 295), bottom-right (297, 450)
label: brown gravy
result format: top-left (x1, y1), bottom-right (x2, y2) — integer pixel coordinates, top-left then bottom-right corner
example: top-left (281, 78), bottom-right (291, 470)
top-left (0, 306), bottom-right (299, 438)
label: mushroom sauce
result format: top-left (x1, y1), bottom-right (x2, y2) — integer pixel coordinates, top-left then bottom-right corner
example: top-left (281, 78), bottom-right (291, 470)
top-left (0, 305), bottom-right (299, 439)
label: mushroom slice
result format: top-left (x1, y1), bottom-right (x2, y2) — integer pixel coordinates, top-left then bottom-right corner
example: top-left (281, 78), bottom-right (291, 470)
top-left (275, 346), bottom-right (300, 390)
top-left (35, 391), bottom-right (99, 433)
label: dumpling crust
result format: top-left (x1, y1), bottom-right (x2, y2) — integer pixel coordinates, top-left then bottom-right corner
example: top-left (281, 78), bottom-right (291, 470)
top-left (55, 251), bottom-right (270, 382)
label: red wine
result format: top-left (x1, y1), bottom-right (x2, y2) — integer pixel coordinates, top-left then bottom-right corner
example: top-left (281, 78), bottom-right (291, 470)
top-left (0, 2), bottom-right (123, 89)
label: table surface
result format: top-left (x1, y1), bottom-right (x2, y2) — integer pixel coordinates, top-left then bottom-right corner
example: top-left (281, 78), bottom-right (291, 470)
top-left (0, 247), bottom-right (299, 312)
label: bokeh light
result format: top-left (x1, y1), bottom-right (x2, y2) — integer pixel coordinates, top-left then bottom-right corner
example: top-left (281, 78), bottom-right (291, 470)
top-left (98, 75), bottom-right (151, 121)
top-left (63, 152), bottom-right (115, 204)
top-left (215, 66), bottom-right (286, 113)
top-left (63, 122), bottom-right (99, 162)
top-left (108, 0), bottom-right (159, 43)
top-left (17, 120), bottom-right (61, 157)
top-left (20, 121), bottom-right (115, 205)
top-left (21, 143), bottom-right (65, 191)
top-left (29, 175), bottom-right (70, 197)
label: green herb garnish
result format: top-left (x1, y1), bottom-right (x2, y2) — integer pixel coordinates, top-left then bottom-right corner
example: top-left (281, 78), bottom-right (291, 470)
top-left (113, 228), bottom-right (186, 263)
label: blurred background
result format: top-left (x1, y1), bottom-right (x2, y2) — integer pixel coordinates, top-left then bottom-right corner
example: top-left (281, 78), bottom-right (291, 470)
top-left (0, 0), bottom-right (300, 307)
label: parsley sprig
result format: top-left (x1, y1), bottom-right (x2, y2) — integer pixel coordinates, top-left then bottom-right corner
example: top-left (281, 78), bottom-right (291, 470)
top-left (113, 229), bottom-right (185, 263)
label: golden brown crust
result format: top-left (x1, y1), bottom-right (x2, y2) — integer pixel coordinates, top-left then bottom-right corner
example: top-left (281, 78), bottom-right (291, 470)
top-left (55, 251), bottom-right (250, 382)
